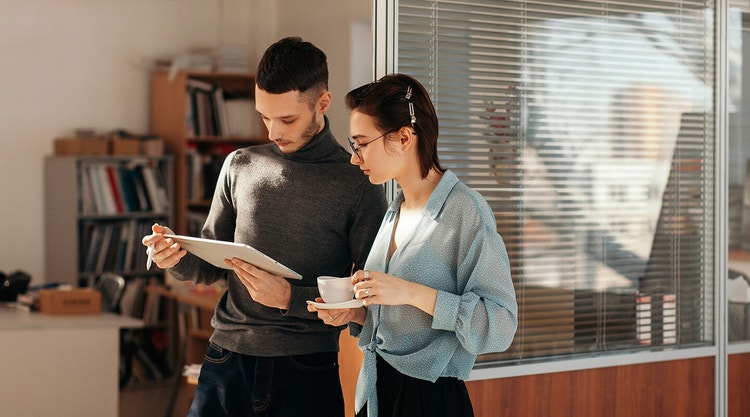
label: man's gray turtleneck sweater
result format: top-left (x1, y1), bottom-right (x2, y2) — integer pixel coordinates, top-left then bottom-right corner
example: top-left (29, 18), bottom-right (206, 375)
top-left (169, 119), bottom-right (387, 356)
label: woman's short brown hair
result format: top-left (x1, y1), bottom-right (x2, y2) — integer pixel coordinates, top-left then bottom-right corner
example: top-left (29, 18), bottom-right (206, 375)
top-left (345, 74), bottom-right (444, 178)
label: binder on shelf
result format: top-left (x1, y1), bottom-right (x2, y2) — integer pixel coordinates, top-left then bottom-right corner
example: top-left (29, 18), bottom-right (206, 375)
top-left (82, 223), bottom-right (103, 272)
top-left (118, 166), bottom-right (141, 212)
top-left (87, 163), bottom-right (107, 214)
top-left (214, 87), bottom-right (229, 137)
top-left (94, 223), bottom-right (114, 272)
top-left (79, 163), bottom-right (97, 215)
top-left (96, 164), bottom-right (118, 214)
top-left (105, 165), bottom-right (125, 213)
top-left (139, 165), bottom-right (169, 213)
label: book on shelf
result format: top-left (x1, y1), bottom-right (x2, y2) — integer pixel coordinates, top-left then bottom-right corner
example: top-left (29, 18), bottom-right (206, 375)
top-left (187, 79), bottom-right (221, 137)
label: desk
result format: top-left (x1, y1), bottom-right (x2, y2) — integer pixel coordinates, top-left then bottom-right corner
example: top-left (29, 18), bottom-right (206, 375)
top-left (0, 303), bottom-right (141, 417)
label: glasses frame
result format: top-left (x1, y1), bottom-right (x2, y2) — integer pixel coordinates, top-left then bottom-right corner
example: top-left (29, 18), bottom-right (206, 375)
top-left (347, 130), bottom-right (395, 161)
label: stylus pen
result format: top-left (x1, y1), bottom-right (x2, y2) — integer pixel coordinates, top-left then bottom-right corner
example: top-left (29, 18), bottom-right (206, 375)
top-left (146, 243), bottom-right (154, 270)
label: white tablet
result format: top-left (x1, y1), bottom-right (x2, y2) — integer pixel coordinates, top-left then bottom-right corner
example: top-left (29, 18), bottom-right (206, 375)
top-left (164, 234), bottom-right (303, 279)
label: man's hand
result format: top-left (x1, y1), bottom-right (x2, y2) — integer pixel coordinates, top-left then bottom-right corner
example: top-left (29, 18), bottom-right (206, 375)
top-left (142, 223), bottom-right (186, 269)
top-left (225, 258), bottom-right (292, 310)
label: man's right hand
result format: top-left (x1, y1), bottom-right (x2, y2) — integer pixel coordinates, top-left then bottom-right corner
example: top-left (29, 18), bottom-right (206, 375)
top-left (142, 223), bottom-right (187, 269)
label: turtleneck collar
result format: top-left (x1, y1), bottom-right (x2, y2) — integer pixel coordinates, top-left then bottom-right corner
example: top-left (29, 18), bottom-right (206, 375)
top-left (272, 116), bottom-right (343, 163)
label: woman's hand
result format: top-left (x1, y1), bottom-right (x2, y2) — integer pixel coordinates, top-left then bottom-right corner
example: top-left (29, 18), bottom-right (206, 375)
top-left (352, 269), bottom-right (438, 315)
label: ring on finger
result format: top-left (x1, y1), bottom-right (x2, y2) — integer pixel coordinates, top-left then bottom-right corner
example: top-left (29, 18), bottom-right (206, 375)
top-left (365, 288), bottom-right (370, 297)
top-left (363, 270), bottom-right (370, 280)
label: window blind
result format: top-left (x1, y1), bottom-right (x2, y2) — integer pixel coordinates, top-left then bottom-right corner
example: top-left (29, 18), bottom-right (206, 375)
top-left (395, 0), bottom-right (715, 363)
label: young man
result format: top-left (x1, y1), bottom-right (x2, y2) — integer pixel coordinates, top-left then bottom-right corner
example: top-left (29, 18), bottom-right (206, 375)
top-left (144, 37), bottom-right (387, 417)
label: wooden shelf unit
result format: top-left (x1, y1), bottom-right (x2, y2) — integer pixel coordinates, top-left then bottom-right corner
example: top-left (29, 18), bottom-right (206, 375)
top-left (150, 70), bottom-right (267, 235)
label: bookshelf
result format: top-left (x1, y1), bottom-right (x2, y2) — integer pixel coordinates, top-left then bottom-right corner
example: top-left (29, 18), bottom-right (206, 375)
top-left (44, 154), bottom-right (176, 388)
top-left (44, 155), bottom-right (173, 287)
top-left (150, 70), bottom-right (267, 236)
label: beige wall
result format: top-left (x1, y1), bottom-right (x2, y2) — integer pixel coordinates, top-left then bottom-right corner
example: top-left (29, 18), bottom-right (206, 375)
top-left (271, 0), bottom-right (373, 141)
top-left (0, 0), bottom-right (371, 283)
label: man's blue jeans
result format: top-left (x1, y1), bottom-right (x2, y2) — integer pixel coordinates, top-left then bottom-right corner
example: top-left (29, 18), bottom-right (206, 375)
top-left (188, 341), bottom-right (345, 417)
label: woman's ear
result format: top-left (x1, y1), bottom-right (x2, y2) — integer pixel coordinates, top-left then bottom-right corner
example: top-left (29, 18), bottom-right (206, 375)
top-left (399, 127), bottom-right (417, 148)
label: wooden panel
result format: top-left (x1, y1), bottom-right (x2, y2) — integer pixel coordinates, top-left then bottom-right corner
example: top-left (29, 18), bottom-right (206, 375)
top-left (466, 357), bottom-right (714, 417)
top-left (340, 332), bottom-right (364, 417)
top-left (483, 286), bottom-right (575, 361)
top-left (730, 353), bottom-right (750, 417)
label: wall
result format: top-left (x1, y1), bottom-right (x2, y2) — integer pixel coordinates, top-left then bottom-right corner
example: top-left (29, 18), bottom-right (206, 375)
top-left (272, 0), bottom-right (373, 142)
top-left (0, 0), bottom-right (370, 284)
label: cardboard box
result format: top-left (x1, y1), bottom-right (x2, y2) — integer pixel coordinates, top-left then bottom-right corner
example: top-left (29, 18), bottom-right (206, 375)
top-left (38, 288), bottom-right (101, 315)
top-left (53, 138), bottom-right (85, 155)
top-left (111, 138), bottom-right (140, 155)
top-left (53, 138), bottom-right (109, 156)
top-left (141, 138), bottom-right (165, 156)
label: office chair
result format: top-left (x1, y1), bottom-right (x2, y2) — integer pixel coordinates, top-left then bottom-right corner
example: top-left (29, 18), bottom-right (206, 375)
top-left (94, 272), bottom-right (126, 313)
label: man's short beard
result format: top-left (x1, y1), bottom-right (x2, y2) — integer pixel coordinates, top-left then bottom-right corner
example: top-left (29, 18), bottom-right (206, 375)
top-left (301, 111), bottom-right (321, 141)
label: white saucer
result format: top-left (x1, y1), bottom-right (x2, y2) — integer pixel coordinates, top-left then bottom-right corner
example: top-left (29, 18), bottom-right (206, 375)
top-left (306, 299), bottom-right (364, 309)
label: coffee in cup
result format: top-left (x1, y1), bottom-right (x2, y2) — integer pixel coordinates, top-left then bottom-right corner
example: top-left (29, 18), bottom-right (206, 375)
top-left (317, 276), bottom-right (354, 304)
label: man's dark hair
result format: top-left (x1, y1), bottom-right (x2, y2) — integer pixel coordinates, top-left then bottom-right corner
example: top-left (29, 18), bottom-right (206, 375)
top-left (256, 36), bottom-right (329, 101)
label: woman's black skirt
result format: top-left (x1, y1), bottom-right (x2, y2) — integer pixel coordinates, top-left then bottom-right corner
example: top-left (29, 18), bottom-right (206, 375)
top-left (356, 355), bottom-right (474, 417)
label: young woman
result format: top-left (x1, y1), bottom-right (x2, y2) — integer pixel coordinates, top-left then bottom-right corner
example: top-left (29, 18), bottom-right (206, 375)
top-left (309, 73), bottom-right (518, 417)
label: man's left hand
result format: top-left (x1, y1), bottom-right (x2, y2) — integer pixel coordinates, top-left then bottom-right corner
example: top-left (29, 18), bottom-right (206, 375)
top-left (225, 258), bottom-right (291, 310)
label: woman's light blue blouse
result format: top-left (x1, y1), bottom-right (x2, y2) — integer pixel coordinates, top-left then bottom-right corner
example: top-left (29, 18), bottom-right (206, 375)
top-left (352, 170), bottom-right (518, 417)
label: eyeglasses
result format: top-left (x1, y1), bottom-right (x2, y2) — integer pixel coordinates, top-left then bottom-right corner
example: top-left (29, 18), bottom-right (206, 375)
top-left (347, 130), bottom-right (394, 161)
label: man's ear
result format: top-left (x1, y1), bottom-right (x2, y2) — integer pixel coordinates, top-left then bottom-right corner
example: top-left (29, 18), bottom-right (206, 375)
top-left (317, 91), bottom-right (332, 113)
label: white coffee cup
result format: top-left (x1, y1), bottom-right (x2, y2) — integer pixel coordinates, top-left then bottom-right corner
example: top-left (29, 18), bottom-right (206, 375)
top-left (317, 276), bottom-right (354, 304)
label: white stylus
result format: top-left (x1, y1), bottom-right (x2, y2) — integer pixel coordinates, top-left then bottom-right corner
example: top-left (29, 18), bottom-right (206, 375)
top-left (146, 243), bottom-right (155, 270)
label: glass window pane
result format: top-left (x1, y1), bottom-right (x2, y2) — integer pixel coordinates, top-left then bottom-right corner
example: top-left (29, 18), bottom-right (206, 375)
top-left (397, 0), bottom-right (716, 364)
top-left (728, 6), bottom-right (750, 344)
